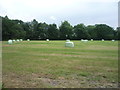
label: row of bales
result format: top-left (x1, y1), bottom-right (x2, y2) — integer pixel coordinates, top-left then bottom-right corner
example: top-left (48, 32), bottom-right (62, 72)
top-left (8, 39), bottom-right (50, 44)
top-left (8, 39), bottom-right (30, 44)
top-left (81, 39), bottom-right (115, 42)
top-left (65, 39), bottom-right (115, 47)
top-left (7, 39), bottom-right (116, 48)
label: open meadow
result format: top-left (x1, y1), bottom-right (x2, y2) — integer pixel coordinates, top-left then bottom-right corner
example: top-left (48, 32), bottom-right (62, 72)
top-left (2, 40), bottom-right (118, 88)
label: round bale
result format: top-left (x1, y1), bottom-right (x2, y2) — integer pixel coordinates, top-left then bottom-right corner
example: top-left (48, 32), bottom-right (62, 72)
top-left (27, 39), bottom-right (30, 41)
top-left (46, 39), bottom-right (49, 42)
top-left (8, 40), bottom-right (12, 44)
top-left (65, 41), bottom-right (74, 47)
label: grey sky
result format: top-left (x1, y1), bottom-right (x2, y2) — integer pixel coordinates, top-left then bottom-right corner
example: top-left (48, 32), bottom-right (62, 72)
top-left (0, 0), bottom-right (119, 28)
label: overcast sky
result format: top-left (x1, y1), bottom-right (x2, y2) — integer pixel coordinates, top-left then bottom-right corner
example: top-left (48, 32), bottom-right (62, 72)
top-left (0, 0), bottom-right (119, 28)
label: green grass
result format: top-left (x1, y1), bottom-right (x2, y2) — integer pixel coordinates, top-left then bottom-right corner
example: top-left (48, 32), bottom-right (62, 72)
top-left (2, 40), bottom-right (118, 88)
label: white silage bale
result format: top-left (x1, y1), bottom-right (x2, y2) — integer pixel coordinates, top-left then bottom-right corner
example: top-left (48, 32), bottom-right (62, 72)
top-left (84, 40), bottom-right (88, 42)
top-left (20, 39), bottom-right (23, 41)
top-left (8, 40), bottom-right (12, 44)
top-left (17, 39), bottom-right (19, 42)
top-left (12, 40), bottom-right (16, 42)
top-left (81, 39), bottom-right (83, 41)
top-left (112, 40), bottom-right (115, 41)
top-left (27, 39), bottom-right (30, 41)
top-left (102, 39), bottom-right (104, 41)
top-left (65, 41), bottom-right (74, 47)
top-left (91, 39), bottom-right (93, 41)
top-left (46, 39), bottom-right (49, 42)
top-left (66, 39), bottom-right (70, 42)
top-left (81, 40), bottom-right (88, 42)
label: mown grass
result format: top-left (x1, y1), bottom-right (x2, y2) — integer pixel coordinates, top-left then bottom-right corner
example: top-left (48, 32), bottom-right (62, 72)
top-left (2, 40), bottom-right (118, 88)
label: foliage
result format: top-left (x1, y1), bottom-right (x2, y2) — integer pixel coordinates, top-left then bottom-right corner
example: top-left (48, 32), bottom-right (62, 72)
top-left (86, 25), bottom-right (97, 39)
top-left (59, 21), bottom-right (73, 39)
top-left (74, 24), bottom-right (90, 39)
top-left (1, 16), bottom-right (118, 40)
top-left (48, 24), bottom-right (59, 39)
top-left (95, 24), bottom-right (115, 40)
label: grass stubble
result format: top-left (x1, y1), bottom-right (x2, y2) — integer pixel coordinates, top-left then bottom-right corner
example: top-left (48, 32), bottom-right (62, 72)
top-left (2, 40), bottom-right (118, 88)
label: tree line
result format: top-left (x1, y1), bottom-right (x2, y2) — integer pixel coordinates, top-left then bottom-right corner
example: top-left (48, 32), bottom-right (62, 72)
top-left (1, 16), bottom-right (120, 40)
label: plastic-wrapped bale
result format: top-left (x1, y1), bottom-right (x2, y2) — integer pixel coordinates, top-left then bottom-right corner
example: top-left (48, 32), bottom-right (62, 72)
top-left (20, 39), bottom-right (23, 41)
top-left (112, 40), bottom-right (115, 41)
top-left (91, 39), bottom-right (93, 41)
top-left (81, 39), bottom-right (83, 41)
top-left (102, 39), bottom-right (104, 41)
top-left (27, 39), bottom-right (30, 41)
top-left (8, 40), bottom-right (12, 44)
top-left (84, 40), bottom-right (88, 42)
top-left (12, 40), bottom-right (16, 42)
top-left (65, 41), bottom-right (74, 47)
top-left (66, 39), bottom-right (70, 42)
top-left (81, 40), bottom-right (88, 42)
top-left (46, 39), bottom-right (49, 42)
top-left (17, 39), bottom-right (19, 42)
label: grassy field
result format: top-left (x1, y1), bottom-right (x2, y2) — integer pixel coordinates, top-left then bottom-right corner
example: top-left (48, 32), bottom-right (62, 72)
top-left (2, 40), bottom-right (118, 88)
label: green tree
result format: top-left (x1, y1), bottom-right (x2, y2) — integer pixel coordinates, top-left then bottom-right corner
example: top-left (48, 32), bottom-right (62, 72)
top-left (11, 24), bottom-right (26, 39)
top-left (12, 20), bottom-right (26, 39)
top-left (22, 19), bottom-right (38, 40)
top-left (22, 22), bottom-right (31, 39)
top-left (48, 24), bottom-right (59, 39)
top-left (95, 24), bottom-right (115, 40)
top-left (31, 19), bottom-right (39, 39)
top-left (74, 24), bottom-right (90, 39)
top-left (2, 16), bottom-right (26, 40)
top-left (37, 22), bottom-right (49, 40)
top-left (1, 15), bottom-right (117, 40)
top-left (86, 25), bottom-right (97, 39)
top-left (59, 21), bottom-right (73, 39)
top-left (2, 16), bottom-right (12, 40)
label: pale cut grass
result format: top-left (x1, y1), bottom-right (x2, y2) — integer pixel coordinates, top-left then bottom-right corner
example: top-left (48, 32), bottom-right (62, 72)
top-left (2, 40), bottom-right (118, 88)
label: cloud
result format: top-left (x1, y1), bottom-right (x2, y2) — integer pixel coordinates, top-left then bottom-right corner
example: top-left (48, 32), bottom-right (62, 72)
top-left (50, 16), bottom-right (56, 21)
top-left (0, 0), bottom-right (118, 28)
